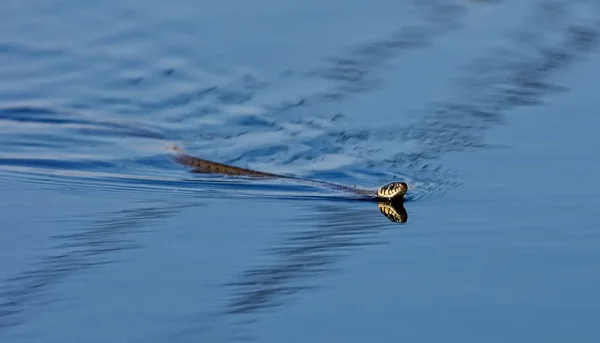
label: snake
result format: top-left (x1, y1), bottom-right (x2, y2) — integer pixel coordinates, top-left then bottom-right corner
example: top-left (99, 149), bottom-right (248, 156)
top-left (169, 145), bottom-right (408, 223)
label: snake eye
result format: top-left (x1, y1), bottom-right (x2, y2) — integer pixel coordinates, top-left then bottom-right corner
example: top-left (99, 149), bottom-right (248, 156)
top-left (399, 182), bottom-right (408, 191)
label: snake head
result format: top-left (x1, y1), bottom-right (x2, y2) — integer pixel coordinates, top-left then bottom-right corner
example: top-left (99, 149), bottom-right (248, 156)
top-left (376, 182), bottom-right (408, 201)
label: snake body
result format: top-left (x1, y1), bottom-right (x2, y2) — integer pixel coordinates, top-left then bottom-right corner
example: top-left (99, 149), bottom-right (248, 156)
top-left (170, 146), bottom-right (408, 222)
top-left (172, 148), bottom-right (406, 201)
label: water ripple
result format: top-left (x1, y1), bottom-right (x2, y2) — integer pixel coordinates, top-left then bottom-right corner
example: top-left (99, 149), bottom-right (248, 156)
top-left (2, 0), bottom-right (598, 208)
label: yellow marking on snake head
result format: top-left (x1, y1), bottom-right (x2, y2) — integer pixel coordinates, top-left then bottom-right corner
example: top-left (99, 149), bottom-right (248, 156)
top-left (376, 182), bottom-right (408, 200)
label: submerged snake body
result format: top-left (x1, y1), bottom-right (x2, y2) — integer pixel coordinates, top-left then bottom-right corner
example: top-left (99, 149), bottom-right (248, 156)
top-left (170, 146), bottom-right (408, 222)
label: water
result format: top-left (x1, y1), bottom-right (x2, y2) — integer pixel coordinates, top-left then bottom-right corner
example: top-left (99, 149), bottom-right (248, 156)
top-left (1, 0), bottom-right (600, 342)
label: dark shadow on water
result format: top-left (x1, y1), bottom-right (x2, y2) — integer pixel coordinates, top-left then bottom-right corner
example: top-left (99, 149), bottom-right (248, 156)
top-left (312, 1), bottom-right (466, 100)
top-left (225, 202), bottom-right (406, 316)
top-left (0, 105), bottom-right (167, 140)
top-left (0, 200), bottom-right (200, 333)
top-left (162, 201), bottom-right (407, 342)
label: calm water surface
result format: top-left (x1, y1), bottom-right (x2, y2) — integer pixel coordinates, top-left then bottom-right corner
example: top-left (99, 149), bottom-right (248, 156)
top-left (2, 1), bottom-right (600, 342)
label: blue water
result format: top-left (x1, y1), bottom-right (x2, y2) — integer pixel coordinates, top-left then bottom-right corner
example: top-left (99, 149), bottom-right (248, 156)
top-left (2, 1), bottom-right (600, 342)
